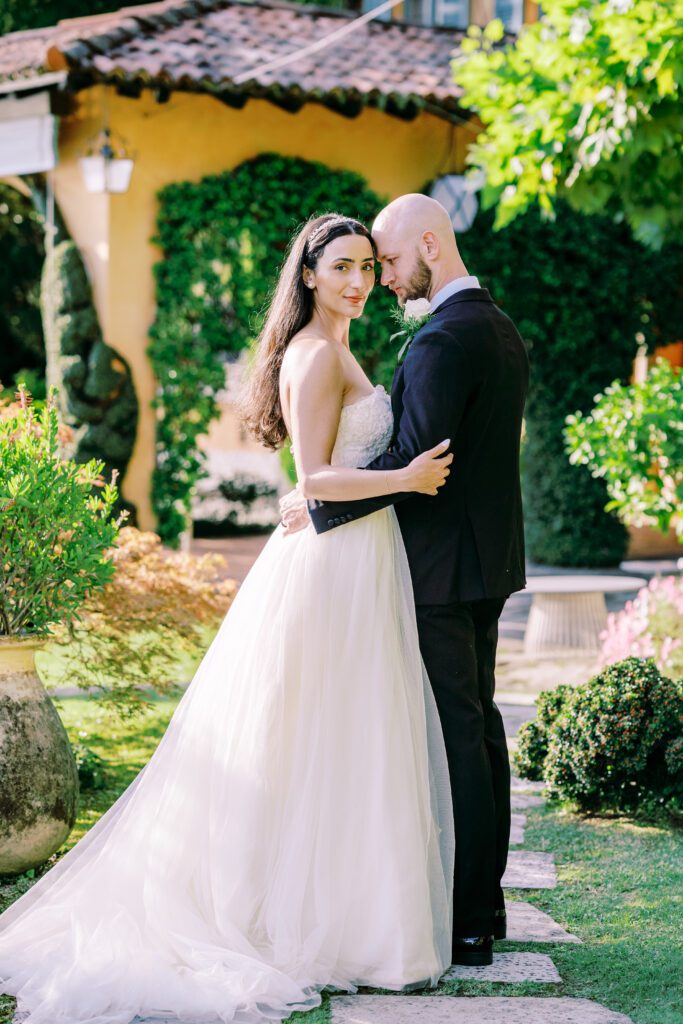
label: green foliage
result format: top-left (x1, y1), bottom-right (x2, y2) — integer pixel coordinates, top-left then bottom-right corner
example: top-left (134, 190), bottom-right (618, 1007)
top-left (0, 186), bottom-right (45, 392)
top-left (458, 201), bottom-right (679, 565)
top-left (565, 359), bottom-right (683, 540)
top-left (0, 388), bottom-right (121, 637)
top-left (0, 0), bottom-right (153, 33)
top-left (514, 684), bottom-right (575, 781)
top-left (599, 575), bottom-right (683, 682)
top-left (41, 240), bottom-right (138, 519)
top-left (0, 0), bottom-right (351, 33)
top-left (452, 1), bottom-right (683, 249)
top-left (71, 741), bottom-right (107, 790)
top-left (150, 153), bottom-right (393, 545)
top-left (45, 527), bottom-right (236, 717)
top-left (543, 658), bottom-right (683, 814)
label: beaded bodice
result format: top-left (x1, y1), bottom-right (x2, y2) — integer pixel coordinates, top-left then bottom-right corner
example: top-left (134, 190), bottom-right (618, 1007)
top-left (330, 384), bottom-right (393, 468)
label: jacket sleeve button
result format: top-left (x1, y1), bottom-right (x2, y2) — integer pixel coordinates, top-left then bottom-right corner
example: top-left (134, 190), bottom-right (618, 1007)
top-left (327, 519), bottom-right (334, 527)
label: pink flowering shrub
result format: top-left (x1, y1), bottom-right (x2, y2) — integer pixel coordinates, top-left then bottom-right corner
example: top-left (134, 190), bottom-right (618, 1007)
top-left (599, 576), bottom-right (683, 681)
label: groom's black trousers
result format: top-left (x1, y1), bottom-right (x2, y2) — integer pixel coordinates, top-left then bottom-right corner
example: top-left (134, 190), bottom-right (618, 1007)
top-left (415, 597), bottom-right (510, 938)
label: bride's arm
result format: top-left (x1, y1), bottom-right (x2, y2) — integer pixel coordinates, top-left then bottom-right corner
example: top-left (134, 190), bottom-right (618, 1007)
top-left (289, 343), bottom-right (451, 503)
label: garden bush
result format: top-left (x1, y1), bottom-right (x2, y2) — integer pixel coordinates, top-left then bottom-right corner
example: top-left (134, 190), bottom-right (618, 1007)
top-left (41, 240), bottom-right (138, 520)
top-left (543, 658), bottom-right (683, 814)
top-left (48, 527), bottom-right (236, 716)
top-left (565, 359), bottom-right (683, 542)
top-left (514, 684), bottom-right (575, 782)
top-left (150, 153), bottom-right (394, 545)
top-left (0, 387), bottom-right (121, 636)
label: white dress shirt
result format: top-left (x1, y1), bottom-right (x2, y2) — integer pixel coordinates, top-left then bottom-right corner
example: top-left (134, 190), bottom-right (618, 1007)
top-left (429, 275), bottom-right (481, 313)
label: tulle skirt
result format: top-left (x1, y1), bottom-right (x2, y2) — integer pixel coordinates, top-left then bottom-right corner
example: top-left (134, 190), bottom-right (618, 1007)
top-left (0, 508), bottom-right (454, 1024)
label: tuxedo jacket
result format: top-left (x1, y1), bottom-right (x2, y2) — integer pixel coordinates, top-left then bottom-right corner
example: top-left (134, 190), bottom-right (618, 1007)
top-left (308, 288), bottom-right (529, 605)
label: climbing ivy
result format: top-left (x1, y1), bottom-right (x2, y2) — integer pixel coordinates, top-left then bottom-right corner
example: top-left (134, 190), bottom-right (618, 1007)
top-left (149, 153), bottom-right (395, 545)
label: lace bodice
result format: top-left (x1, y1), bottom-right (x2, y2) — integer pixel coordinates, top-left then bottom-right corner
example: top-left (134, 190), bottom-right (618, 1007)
top-left (331, 384), bottom-right (393, 468)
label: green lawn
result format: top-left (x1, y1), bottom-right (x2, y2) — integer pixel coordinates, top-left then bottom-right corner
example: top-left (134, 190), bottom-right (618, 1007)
top-left (1, 698), bottom-right (681, 1024)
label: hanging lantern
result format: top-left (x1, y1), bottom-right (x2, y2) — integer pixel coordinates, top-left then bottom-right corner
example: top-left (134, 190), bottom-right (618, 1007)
top-left (79, 127), bottom-right (134, 194)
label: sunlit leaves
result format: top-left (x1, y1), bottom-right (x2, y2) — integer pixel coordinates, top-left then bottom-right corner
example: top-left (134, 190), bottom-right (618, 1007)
top-left (453, 1), bottom-right (683, 248)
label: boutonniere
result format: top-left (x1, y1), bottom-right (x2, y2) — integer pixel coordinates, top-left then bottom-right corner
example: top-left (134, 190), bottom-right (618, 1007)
top-left (390, 298), bottom-right (433, 364)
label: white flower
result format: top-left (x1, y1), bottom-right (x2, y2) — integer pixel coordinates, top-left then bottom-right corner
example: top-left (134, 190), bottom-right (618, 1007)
top-left (403, 297), bottom-right (431, 319)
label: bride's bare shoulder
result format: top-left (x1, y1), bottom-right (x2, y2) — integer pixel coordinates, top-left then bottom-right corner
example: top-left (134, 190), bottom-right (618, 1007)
top-left (282, 334), bottom-right (343, 381)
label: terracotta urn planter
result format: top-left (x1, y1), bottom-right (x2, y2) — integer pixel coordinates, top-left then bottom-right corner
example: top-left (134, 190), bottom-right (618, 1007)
top-left (0, 636), bottom-right (79, 875)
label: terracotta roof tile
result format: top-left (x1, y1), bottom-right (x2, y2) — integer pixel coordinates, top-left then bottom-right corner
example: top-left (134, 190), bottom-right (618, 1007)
top-left (0, 0), bottom-right (468, 120)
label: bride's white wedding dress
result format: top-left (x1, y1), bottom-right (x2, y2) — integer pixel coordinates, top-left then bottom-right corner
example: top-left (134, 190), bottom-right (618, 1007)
top-left (0, 384), bottom-right (454, 1024)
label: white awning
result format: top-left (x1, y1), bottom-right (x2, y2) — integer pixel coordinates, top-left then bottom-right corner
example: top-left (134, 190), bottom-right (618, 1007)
top-left (0, 89), bottom-right (58, 175)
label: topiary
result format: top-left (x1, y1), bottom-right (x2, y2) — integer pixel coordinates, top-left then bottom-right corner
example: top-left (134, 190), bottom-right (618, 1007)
top-left (544, 657), bottom-right (683, 814)
top-left (41, 240), bottom-right (138, 521)
top-left (514, 684), bottom-right (575, 782)
top-left (150, 153), bottom-right (395, 545)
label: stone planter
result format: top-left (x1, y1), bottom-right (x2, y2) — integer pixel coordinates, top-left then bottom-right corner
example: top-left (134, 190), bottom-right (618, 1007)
top-left (0, 636), bottom-right (79, 875)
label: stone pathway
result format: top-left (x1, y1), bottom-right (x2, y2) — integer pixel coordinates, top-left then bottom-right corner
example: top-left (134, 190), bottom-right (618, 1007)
top-left (443, 952), bottom-right (561, 984)
top-left (505, 901), bottom-right (581, 943)
top-left (331, 996), bottom-right (634, 1023)
top-left (329, 748), bottom-right (633, 1023)
top-left (503, 850), bottom-right (558, 889)
top-left (509, 812), bottom-right (527, 845)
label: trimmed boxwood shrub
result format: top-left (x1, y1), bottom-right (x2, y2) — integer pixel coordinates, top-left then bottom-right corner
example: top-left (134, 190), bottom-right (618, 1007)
top-left (458, 203), bottom-right (683, 567)
top-left (514, 684), bottom-right (574, 782)
top-left (150, 153), bottom-right (396, 545)
top-left (41, 240), bottom-right (138, 520)
top-left (519, 658), bottom-right (683, 815)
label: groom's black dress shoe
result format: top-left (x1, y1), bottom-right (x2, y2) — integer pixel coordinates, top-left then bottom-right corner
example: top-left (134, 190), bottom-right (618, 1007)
top-left (494, 909), bottom-right (507, 940)
top-left (451, 935), bottom-right (494, 967)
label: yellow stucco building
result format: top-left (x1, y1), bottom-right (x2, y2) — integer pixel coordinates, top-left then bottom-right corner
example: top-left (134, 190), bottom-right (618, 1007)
top-left (1, 0), bottom-right (504, 528)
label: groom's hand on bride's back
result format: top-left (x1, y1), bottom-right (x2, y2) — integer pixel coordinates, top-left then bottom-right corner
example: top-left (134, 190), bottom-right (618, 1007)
top-left (280, 486), bottom-right (311, 535)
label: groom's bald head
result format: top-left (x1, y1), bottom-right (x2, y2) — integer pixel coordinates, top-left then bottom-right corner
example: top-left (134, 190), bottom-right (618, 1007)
top-left (373, 194), bottom-right (456, 253)
top-left (372, 194), bottom-right (468, 303)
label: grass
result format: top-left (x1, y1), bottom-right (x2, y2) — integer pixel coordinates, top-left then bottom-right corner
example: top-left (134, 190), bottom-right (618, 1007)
top-left (1, 698), bottom-right (681, 1024)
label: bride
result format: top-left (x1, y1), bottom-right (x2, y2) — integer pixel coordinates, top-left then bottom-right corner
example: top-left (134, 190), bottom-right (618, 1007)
top-left (0, 214), bottom-right (455, 1024)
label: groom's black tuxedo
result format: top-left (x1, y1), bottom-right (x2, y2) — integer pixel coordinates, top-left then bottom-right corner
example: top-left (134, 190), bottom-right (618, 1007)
top-left (308, 287), bottom-right (529, 939)
top-left (308, 288), bottom-right (528, 603)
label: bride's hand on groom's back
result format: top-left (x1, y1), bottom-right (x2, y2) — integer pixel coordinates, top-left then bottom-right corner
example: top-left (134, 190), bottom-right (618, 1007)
top-left (403, 440), bottom-right (453, 496)
top-left (280, 486), bottom-right (310, 535)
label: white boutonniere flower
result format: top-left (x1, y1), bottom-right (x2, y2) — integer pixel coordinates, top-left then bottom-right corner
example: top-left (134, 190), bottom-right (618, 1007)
top-left (390, 298), bottom-right (433, 364)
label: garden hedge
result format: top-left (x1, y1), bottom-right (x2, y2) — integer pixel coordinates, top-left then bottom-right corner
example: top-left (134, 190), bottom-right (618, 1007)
top-left (459, 203), bottom-right (683, 566)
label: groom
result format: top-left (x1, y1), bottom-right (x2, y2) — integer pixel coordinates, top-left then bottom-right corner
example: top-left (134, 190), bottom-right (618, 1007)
top-left (282, 194), bottom-right (528, 966)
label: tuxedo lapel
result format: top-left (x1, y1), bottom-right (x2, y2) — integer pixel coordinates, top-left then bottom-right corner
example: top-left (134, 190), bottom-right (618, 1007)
top-left (390, 363), bottom-right (405, 444)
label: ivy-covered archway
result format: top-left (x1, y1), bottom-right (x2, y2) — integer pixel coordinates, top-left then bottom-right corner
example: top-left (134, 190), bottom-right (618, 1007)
top-left (150, 153), bottom-right (396, 545)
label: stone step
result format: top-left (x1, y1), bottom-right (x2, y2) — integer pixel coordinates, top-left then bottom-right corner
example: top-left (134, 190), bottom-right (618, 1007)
top-left (505, 900), bottom-right (581, 943)
top-left (511, 792), bottom-right (545, 810)
top-left (509, 812), bottom-right (527, 846)
top-left (331, 995), bottom-right (634, 1023)
top-left (510, 776), bottom-right (545, 793)
top-left (443, 952), bottom-right (560, 983)
top-left (503, 851), bottom-right (557, 889)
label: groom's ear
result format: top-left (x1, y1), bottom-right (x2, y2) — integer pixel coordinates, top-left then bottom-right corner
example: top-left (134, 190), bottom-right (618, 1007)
top-left (421, 231), bottom-right (439, 260)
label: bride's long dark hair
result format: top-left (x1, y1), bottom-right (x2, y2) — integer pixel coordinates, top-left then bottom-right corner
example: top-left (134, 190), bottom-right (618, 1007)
top-left (240, 213), bottom-right (377, 450)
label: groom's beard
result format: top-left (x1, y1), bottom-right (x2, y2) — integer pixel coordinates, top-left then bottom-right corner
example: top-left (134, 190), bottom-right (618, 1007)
top-left (399, 255), bottom-right (432, 305)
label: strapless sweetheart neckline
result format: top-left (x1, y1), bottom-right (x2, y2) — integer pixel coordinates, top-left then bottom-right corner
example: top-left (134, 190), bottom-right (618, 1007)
top-left (340, 383), bottom-right (387, 414)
